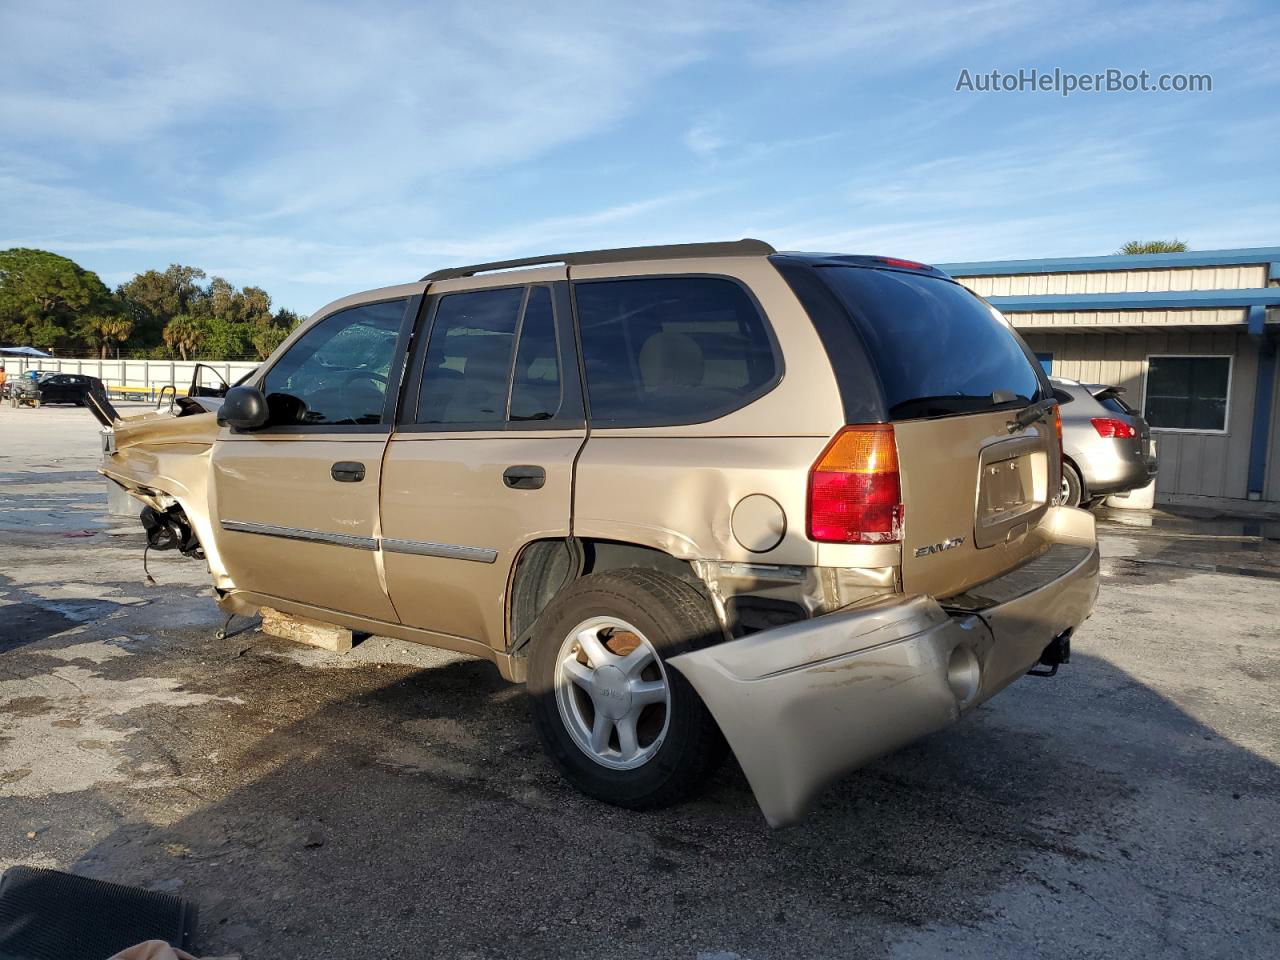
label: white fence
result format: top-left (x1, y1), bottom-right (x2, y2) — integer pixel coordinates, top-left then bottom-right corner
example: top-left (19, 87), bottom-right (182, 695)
top-left (2, 357), bottom-right (260, 398)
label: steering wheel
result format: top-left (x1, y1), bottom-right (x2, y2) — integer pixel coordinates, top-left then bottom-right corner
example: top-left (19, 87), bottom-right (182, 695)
top-left (335, 370), bottom-right (388, 423)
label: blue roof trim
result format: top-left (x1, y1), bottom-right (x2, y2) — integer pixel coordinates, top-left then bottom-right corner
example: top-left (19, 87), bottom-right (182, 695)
top-left (938, 246), bottom-right (1280, 277)
top-left (987, 288), bottom-right (1280, 313)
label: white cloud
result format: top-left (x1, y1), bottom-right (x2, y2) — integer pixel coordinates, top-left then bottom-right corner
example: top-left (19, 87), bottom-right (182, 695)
top-left (684, 118), bottom-right (728, 159)
top-left (0, 0), bottom-right (1275, 312)
top-left (0, 0), bottom-right (716, 212)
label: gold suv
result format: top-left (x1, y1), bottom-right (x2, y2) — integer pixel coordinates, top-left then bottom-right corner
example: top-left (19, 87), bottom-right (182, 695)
top-left (99, 239), bottom-right (1098, 826)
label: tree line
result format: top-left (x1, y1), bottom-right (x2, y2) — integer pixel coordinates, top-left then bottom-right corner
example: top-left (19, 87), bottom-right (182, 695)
top-left (0, 248), bottom-right (303, 360)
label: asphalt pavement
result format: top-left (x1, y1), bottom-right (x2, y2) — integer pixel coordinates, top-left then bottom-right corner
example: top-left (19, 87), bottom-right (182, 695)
top-left (1, 402), bottom-right (1277, 959)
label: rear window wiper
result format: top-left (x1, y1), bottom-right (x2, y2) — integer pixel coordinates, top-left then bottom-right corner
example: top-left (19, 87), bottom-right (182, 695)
top-left (889, 393), bottom-right (1028, 419)
top-left (1008, 397), bottom-right (1058, 432)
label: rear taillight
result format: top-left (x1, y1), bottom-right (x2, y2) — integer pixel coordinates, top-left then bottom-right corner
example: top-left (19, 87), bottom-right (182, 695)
top-left (1054, 405), bottom-right (1064, 498)
top-left (807, 425), bottom-right (903, 544)
top-left (1091, 417), bottom-right (1137, 439)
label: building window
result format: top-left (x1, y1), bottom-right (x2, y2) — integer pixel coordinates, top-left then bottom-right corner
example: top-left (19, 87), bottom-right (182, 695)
top-left (1144, 355), bottom-right (1231, 433)
top-left (1035, 352), bottom-right (1054, 375)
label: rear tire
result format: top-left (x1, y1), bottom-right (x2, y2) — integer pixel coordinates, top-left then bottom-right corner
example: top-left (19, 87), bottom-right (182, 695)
top-left (1061, 462), bottom-right (1084, 507)
top-left (527, 568), bottom-right (727, 810)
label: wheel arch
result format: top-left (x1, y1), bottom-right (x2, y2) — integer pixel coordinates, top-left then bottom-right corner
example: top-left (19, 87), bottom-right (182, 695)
top-left (506, 537), bottom-right (715, 658)
top-left (1061, 454), bottom-right (1090, 500)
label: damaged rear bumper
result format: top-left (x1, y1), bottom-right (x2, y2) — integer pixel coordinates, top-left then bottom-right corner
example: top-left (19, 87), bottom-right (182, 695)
top-left (668, 506), bottom-right (1100, 827)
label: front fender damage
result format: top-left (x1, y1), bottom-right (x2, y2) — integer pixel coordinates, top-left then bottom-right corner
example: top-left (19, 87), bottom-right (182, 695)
top-left (98, 410), bottom-right (231, 590)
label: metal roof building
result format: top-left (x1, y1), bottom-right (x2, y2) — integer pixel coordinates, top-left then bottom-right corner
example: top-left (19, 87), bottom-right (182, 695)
top-left (936, 247), bottom-right (1280, 509)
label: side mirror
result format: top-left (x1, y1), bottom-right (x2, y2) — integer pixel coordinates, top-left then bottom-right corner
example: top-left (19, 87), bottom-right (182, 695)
top-left (217, 385), bottom-right (269, 430)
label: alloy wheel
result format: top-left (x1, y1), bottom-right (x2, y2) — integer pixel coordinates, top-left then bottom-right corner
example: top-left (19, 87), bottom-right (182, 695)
top-left (554, 616), bottom-right (671, 770)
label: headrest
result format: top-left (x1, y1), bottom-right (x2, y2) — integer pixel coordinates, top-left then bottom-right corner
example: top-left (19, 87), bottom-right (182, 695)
top-left (638, 331), bottom-right (704, 390)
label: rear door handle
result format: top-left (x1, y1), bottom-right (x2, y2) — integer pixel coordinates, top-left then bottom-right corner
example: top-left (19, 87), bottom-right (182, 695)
top-left (503, 465), bottom-right (546, 490)
top-left (331, 461), bottom-right (366, 483)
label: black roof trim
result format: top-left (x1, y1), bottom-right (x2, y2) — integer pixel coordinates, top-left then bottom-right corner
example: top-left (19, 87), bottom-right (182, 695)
top-left (421, 239), bottom-right (776, 282)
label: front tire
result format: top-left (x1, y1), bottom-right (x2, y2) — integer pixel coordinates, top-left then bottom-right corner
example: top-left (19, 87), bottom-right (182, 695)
top-left (527, 569), bottom-right (726, 810)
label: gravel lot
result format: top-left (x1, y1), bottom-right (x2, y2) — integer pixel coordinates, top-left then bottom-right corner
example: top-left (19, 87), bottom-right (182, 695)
top-left (1, 401), bottom-right (1278, 959)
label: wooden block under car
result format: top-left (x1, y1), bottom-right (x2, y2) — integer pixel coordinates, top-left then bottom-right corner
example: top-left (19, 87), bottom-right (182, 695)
top-left (259, 606), bottom-right (353, 652)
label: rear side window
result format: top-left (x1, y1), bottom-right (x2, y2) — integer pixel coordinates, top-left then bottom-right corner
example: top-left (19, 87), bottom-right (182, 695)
top-left (414, 285), bottom-right (565, 425)
top-left (573, 276), bottom-right (778, 426)
top-left (818, 267), bottom-right (1043, 419)
top-left (509, 286), bottom-right (562, 421)
top-left (416, 287), bottom-right (523, 424)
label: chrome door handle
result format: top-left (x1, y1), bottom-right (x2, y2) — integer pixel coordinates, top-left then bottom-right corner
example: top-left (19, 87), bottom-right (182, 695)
top-left (502, 465), bottom-right (545, 490)
top-left (331, 461), bottom-right (366, 483)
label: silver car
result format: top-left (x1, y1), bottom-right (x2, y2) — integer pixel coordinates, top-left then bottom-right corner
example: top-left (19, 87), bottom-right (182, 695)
top-left (1051, 377), bottom-right (1157, 507)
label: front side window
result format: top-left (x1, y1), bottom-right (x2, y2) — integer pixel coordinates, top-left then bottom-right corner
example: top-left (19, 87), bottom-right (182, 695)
top-left (1144, 356), bottom-right (1230, 432)
top-left (573, 276), bottom-right (778, 426)
top-left (261, 299), bottom-right (405, 426)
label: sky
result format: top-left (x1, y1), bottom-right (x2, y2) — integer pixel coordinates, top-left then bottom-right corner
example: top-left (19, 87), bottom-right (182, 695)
top-left (2, 0), bottom-right (1278, 315)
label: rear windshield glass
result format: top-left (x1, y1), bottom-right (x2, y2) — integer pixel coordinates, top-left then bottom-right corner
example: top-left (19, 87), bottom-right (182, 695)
top-left (818, 267), bottom-right (1044, 419)
top-left (1097, 392), bottom-right (1136, 415)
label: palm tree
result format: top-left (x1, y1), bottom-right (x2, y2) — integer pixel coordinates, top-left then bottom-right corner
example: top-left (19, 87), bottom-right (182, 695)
top-left (77, 312), bottom-right (134, 358)
top-left (1116, 240), bottom-right (1189, 255)
top-left (163, 314), bottom-right (205, 361)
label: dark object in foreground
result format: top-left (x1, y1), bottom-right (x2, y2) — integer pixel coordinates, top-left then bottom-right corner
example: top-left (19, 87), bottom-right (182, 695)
top-left (0, 866), bottom-right (198, 960)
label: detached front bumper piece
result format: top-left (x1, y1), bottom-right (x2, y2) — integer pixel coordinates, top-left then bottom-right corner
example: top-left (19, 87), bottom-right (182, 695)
top-left (669, 506), bottom-right (1100, 827)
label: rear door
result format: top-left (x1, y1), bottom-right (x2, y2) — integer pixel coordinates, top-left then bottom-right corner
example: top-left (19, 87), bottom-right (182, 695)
top-left (379, 270), bottom-right (586, 649)
top-left (210, 296), bottom-right (416, 622)
top-left (814, 266), bottom-right (1057, 597)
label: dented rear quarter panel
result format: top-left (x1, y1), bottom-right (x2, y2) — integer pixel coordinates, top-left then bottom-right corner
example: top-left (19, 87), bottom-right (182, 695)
top-left (571, 255), bottom-right (884, 573)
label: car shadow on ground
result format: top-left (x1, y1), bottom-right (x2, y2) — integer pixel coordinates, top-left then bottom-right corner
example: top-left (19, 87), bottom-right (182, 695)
top-left (51, 640), bottom-right (1279, 960)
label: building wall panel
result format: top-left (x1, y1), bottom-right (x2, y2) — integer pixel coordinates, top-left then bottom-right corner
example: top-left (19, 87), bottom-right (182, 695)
top-left (1023, 330), bottom-right (1258, 500)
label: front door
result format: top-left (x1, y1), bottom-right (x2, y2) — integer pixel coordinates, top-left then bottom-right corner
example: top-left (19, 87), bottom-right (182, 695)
top-left (210, 295), bottom-right (417, 623)
top-left (380, 272), bottom-right (586, 649)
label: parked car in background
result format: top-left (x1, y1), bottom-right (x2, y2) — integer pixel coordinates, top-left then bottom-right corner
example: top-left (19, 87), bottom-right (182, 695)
top-left (34, 373), bottom-right (107, 406)
top-left (96, 239), bottom-right (1099, 826)
top-left (1051, 377), bottom-right (1157, 508)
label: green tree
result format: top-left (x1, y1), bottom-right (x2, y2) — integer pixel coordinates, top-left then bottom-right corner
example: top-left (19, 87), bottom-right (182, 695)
top-left (237, 285), bottom-right (273, 327)
top-left (162, 313), bottom-right (205, 361)
top-left (0, 248), bottom-right (117, 352)
top-left (75, 308), bottom-right (134, 358)
top-left (117, 264), bottom-right (207, 352)
top-left (1116, 239), bottom-right (1189, 255)
top-left (196, 316), bottom-right (253, 359)
top-left (249, 306), bottom-right (302, 359)
top-left (252, 322), bottom-right (290, 359)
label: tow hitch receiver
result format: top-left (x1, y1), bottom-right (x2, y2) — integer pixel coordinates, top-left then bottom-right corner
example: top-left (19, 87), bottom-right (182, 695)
top-left (1028, 629), bottom-right (1072, 678)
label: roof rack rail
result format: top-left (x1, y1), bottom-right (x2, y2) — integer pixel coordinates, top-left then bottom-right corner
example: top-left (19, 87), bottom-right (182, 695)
top-left (421, 238), bottom-right (776, 282)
